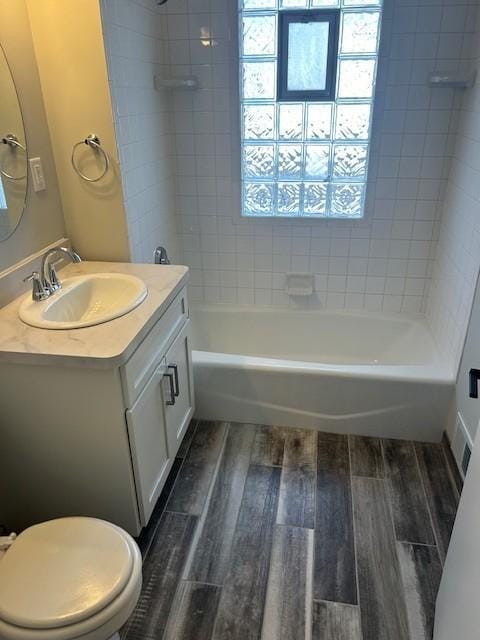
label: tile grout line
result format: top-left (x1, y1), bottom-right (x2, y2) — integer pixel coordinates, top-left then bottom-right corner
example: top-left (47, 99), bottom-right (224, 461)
top-left (380, 438), bottom-right (413, 640)
top-left (275, 521), bottom-right (315, 531)
top-left (412, 442), bottom-right (444, 567)
top-left (260, 426), bottom-right (295, 640)
top-left (347, 434), bottom-right (362, 627)
top-left (183, 579), bottom-right (223, 589)
top-left (305, 526), bottom-right (314, 640)
top-left (380, 438), bottom-right (404, 545)
top-left (307, 429), bottom-right (318, 640)
top-left (396, 540), bottom-right (438, 548)
top-left (314, 598), bottom-right (362, 609)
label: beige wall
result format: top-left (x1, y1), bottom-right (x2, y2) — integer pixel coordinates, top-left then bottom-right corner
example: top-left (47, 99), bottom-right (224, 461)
top-left (0, 1), bottom-right (65, 272)
top-left (27, 0), bottom-right (130, 263)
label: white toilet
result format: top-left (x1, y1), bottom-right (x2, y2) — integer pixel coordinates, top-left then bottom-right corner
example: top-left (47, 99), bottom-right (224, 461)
top-left (0, 517), bottom-right (142, 640)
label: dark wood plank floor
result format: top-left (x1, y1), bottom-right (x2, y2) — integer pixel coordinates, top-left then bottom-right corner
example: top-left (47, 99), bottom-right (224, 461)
top-left (124, 421), bottom-right (461, 640)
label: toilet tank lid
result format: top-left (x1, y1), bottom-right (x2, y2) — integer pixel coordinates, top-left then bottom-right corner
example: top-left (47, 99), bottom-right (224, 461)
top-left (0, 517), bottom-right (134, 630)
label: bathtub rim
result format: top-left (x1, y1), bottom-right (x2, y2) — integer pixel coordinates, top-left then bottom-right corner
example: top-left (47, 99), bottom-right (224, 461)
top-left (192, 349), bottom-right (455, 386)
top-left (190, 302), bottom-right (447, 368)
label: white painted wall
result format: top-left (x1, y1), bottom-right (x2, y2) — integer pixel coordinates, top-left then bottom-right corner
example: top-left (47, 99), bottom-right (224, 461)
top-left (434, 427), bottom-right (480, 639)
top-left (434, 233), bottom-right (480, 638)
top-left (450, 273), bottom-right (480, 444)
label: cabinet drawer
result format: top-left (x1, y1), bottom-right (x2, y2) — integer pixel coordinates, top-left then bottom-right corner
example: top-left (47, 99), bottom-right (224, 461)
top-left (121, 288), bottom-right (188, 407)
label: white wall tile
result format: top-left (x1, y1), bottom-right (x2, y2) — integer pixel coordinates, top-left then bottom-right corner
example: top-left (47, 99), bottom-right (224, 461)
top-left (101, 0), bottom-right (180, 265)
top-left (426, 3), bottom-right (480, 370)
top-left (104, 0), bottom-right (480, 354)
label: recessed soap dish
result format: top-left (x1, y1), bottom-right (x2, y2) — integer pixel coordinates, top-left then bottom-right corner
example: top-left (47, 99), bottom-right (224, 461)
top-left (285, 273), bottom-right (314, 297)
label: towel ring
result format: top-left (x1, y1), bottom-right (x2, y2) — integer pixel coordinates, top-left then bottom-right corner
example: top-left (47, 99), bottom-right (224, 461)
top-left (71, 134), bottom-right (110, 183)
top-left (0, 134), bottom-right (27, 181)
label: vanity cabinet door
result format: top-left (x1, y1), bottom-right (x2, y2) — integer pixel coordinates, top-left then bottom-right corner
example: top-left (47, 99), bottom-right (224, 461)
top-left (126, 365), bottom-right (171, 526)
top-left (163, 320), bottom-right (195, 457)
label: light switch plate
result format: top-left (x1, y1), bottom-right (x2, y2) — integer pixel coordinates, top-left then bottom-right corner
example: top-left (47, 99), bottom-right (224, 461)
top-left (29, 157), bottom-right (46, 192)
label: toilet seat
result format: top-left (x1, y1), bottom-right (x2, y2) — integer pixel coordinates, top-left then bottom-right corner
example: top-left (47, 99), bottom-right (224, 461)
top-left (0, 518), bottom-right (142, 640)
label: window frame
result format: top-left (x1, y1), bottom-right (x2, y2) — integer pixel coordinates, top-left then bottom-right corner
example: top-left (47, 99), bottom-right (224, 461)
top-left (277, 9), bottom-right (340, 103)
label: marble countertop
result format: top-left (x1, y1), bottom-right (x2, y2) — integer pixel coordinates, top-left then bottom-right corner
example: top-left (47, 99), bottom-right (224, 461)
top-left (0, 262), bottom-right (189, 369)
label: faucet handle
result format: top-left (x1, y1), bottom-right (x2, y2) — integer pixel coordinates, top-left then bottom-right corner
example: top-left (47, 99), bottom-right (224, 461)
top-left (23, 271), bottom-right (50, 302)
top-left (47, 264), bottom-right (61, 292)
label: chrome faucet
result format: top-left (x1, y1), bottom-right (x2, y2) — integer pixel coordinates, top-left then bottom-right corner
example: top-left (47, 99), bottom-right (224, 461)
top-left (23, 247), bottom-right (82, 302)
top-left (154, 246), bottom-right (171, 265)
top-left (41, 247), bottom-right (82, 293)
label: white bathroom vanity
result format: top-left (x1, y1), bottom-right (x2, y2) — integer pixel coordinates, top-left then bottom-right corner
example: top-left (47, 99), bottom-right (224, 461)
top-left (0, 262), bottom-right (194, 536)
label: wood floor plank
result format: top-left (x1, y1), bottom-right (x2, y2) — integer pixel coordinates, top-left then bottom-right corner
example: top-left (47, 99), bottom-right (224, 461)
top-left (312, 601), bottom-right (362, 640)
top-left (352, 477), bottom-right (410, 640)
top-left (251, 425), bottom-right (286, 466)
top-left (383, 439), bottom-right (435, 545)
top-left (261, 525), bottom-right (314, 640)
top-left (177, 419), bottom-right (198, 459)
top-left (415, 442), bottom-right (459, 561)
top-left (398, 542), bottom-right (442, 640)
top-left (314, 432), bottom-right (357, 605)
top-left (185, 423), bottom-right (256, 584)
top-left (122, 512), bottom-right (198, 640)
top-left (163, 581), bottom-right (221, 640)
top-left (277, 429), bottom-right (316, 529)
top-left (137, 457), bottom-right (183, 558)
top-left (212, 465), bottom-right (281, 640)
top-left (350, 435), bottom-right (384, 478)
top-left (167, 420), bottom-right (228, 515)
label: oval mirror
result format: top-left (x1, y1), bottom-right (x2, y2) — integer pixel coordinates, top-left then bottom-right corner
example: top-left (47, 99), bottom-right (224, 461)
top-left (0, 43), bottom-right (27, 242)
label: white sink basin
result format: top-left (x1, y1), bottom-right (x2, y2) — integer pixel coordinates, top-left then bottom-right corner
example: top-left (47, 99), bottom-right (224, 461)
top-left (19, 273), bottom-right (148, 330)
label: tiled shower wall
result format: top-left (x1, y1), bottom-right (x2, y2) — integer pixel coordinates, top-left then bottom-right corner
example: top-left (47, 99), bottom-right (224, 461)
top-left (101, 0), bottom-right (180, 264)
top-left (160, 0), bottom-right (474, 313)
top-left (427, 9), bottom-right (480, 369)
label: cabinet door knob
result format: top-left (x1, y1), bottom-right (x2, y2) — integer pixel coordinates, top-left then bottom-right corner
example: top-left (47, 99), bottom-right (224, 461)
top-left (168, 364), bottom-right (180, 397)
top-left (164, 372), bottom-right (176, 406)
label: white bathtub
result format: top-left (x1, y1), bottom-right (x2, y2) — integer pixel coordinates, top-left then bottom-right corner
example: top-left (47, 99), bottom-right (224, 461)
top-left (190, 304), bottom-right (455, 442)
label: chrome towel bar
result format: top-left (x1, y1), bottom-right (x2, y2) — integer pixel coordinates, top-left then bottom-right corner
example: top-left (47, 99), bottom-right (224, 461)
top-left (71, 134), bottom-right (109, 183)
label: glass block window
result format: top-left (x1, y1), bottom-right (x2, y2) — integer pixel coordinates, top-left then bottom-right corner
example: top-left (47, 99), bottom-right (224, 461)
top-left (240, 0), bottom-right (382, 219)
